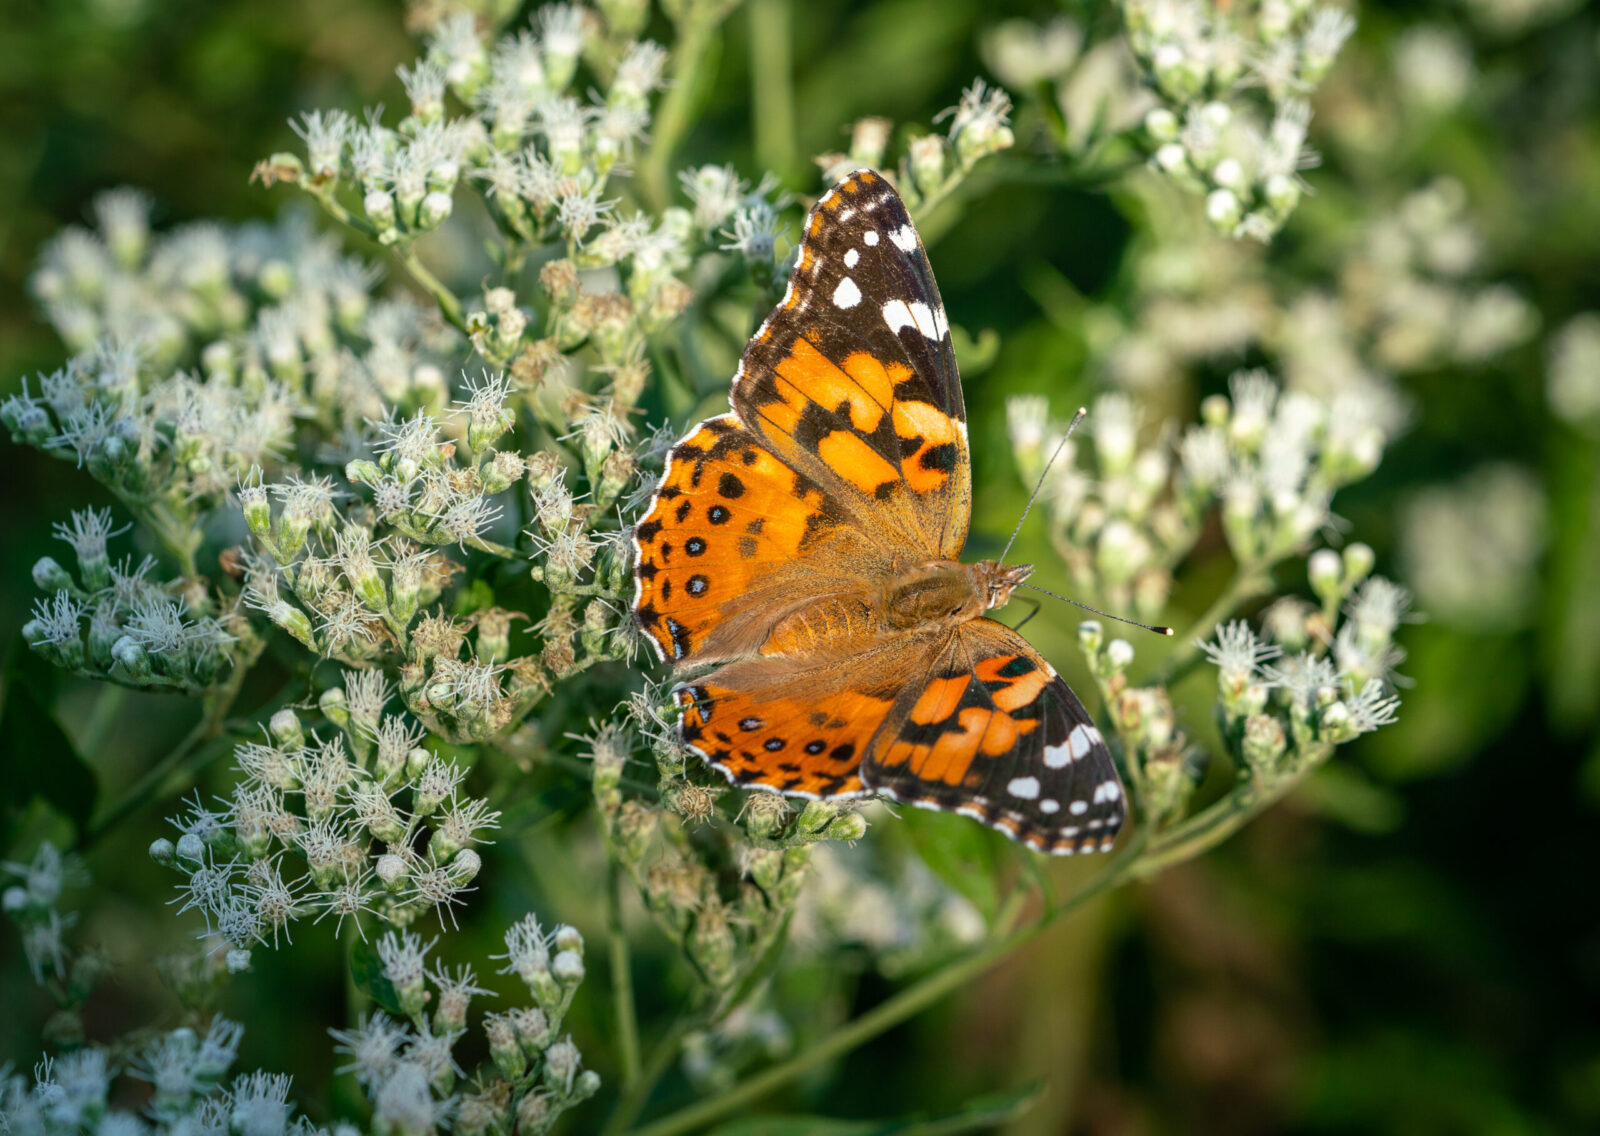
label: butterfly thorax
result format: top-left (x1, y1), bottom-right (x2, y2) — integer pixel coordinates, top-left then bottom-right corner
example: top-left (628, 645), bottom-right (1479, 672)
top-left (882, 560), bottom-right (1034, 632)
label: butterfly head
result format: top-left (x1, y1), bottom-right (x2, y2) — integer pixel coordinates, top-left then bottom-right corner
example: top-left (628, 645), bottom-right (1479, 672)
top-left (974, 560), bottom-right (1034, 611)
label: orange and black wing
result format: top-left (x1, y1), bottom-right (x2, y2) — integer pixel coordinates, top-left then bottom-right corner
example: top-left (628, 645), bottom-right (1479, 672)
top-left (632, 414), bottom-right (873, 665)
top-left (671, 642), bottom-right (925, 798)
top-left (864, 620), bottom-right (1126, 855)
top-left (732, 169), bottom-right (970, 560)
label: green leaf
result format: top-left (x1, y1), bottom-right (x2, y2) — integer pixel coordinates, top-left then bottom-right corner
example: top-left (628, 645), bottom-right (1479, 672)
top-left (899, 808), bottom-right (1000, 923)
top-left (706, 1084), bottom-right (1041, 1136)
top-left (0, 640), bottom-right (99, 846)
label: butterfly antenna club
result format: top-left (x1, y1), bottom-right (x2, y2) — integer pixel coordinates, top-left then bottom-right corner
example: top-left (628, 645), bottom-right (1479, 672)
top-left (1017, 582), bottom-right (1174, 637)
top-left (999, 406), bottom-right (1087, 565)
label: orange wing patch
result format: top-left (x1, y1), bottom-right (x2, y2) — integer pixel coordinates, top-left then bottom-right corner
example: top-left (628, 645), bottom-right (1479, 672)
top-left (632, 415), bottom-right (847, 663)
top-left (676, 678), bottom-right (890, 798)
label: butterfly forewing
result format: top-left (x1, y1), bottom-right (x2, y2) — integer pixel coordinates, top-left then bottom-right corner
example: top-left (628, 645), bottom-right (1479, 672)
top-left (733, 170), bottom-right (971, 560)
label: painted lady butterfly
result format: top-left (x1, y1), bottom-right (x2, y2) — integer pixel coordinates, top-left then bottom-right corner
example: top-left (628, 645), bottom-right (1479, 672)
top-left (632, 169), bottom-right (1124, 854)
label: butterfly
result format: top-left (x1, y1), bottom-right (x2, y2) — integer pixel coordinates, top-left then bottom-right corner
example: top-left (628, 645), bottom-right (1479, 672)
top-left (631, 169), bottom-right (1124, 855)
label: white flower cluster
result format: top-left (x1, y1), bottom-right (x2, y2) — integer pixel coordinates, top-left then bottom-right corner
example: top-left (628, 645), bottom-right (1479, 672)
top-left (24, 508), bottom-right (250, 694)
top-left (1076, 175), bottom-right (1537, 455)
top-left (593, 709), bottom-right (869, 1004)
top-left (790, 842), bottom-right (985, 977)
top-left (813, 80), bottom-right (1016, 217)
top-left (331, 920), bottom-right (598, 1136)
top-left (1008, 371), bottom-right (1385, 624)
top-left (679, 164), bottom-right (790, 271)
top-left (2, 198), bottom-right (462, 584)
top-left (0, 1019), bottom-right (335, 1136)
top-left (1122, 0), bottom-right (1356, 240)
top-left (1199, 571), bottom-right (1407, 777)
top-left (2, 845), bottom-right (96, 994)
top-left (151, 677), bottom-right (499, 970)
top-left (1400, 463), bottom-right (1546, 632)
top-left (983, 16), bottom-right (1158, 159)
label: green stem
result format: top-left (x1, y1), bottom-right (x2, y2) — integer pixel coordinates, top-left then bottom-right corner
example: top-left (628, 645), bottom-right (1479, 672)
top-left (1149, 563), bottom-right (1273, 688)
top-left (610, 863), bottom-right (644, 1092)
top-left (1135, 760), bottom-right (1325, 879)
top-left (748, 0), bottom-right (797, 183)
top-left (640, 7), bottom-right (724, 212)
top-left (77, 685), bottom-right (127, 759)
top-left (401, 250), bottom-right (469, 335)
top-left (628, 843), bottom-right (1143, 1136)
top-left (604, 1016), bottom-right (699, 1136)
top-left (76, 657), bottom-right (279, 850)
top-left (78, 717), bottom-right (226, 851)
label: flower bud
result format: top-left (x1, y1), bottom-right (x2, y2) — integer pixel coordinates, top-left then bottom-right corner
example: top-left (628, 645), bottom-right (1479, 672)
top-left (1342, 542), bottom-right (1375, 584)
top-left (419, 190), bottom-right (454, 231)
top-left (553, 923), bottom-right (583, 956)
top-left (32, 557), bottom-right (76, 595)
top-left (485, 1014), bottom-right (525, 1079)
top-left (1206, 189), bottom-right (1242, 233)
top-left (111, 635), bottom-right (154, 682)
top-left (149, 838), bottom-right (176, 867)
top-left (1241, 713), bottom-right (1288, 772)
top-left (376, 853), bottom-right (408, 891)
top-left (1308, 548), bottom-right (1343, 601)
top-left (364, 190), bottom-right (397, 232)
top-left (552, 950), bottom-right (584, 986)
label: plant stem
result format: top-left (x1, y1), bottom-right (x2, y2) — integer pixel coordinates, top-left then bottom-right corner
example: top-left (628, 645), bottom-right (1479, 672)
top-left (604, 1016), bottom-right (698, 1136)
top-left (748, 0), bottom-right (797, 184)
top-left (627, 843), bottom-right (1143, 1136)
top-left (640, 6), bottom-right (725, 212)
top-left (78, 718), bottom-right (227, 851)
top-left (1135, 765), bottom-right (1317, 879)
top-left (609, 863), bottom-right (643, 1092)
top-left (77, 685), bottom-right (127, 760)
top-left (1149, 563), bottom-right (1273, 688)
top-left (76, 658), bottom-right (280, 850)
top-left (401, 250), bottom-right (469, 335)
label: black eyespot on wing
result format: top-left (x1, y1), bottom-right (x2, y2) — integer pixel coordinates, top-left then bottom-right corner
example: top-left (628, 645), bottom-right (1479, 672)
top-left (717, 473), bottom-right (745, 498)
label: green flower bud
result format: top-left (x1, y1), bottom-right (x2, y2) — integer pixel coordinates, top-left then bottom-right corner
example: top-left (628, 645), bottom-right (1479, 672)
top-left (319, 686), bottom-right (350, 732)
top-left (32, 556), bottom-right (77, 596)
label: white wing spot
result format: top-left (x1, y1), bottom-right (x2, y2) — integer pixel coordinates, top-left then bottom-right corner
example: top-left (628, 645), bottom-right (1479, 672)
top-left (890, 224), bottom-right (917, 251)
top-left (1067, 724), bottom-right (1095, 760)
top-left (907, 301), bottom-right (939, 339)
top-left (1043, 742), bottom-right (1071, 769)
top-left (832, 277), bottom-right (862, 310)
top-left (882, 299), bottom-right (914, 334)
top-left (1006, 776), bottom-right (1041, 800)
top-left (844, 248), bottom-right (860, 268)
top-left (1093, 781), bottom-right (1121, 803)
top-left (837, 207), bottom-right (856, 222)
top-left (1069, 799), bottom-right (1089, 816)
top-left (1039, 799), bottom-right (1060, 814)
top-left (863, 230), bottom-right (880, 246)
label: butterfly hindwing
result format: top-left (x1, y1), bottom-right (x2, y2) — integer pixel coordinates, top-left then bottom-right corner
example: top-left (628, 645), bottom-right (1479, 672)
top-left (863, 620), bottom-right (1125, 855)
top-left (674, 649), bottom-right (921, 797)
top-left (733, 170), bottom-right (971, 559)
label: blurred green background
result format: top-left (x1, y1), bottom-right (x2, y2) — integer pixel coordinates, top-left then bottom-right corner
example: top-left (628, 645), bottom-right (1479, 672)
top-left (3, 0), bottom-right (1599, 1133)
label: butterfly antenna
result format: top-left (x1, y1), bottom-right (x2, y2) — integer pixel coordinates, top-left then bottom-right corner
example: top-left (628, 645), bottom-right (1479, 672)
top-left (1017, 582), bottom-right (1174, 637)
top-left (999, 406), bottom-right (1087, 565)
